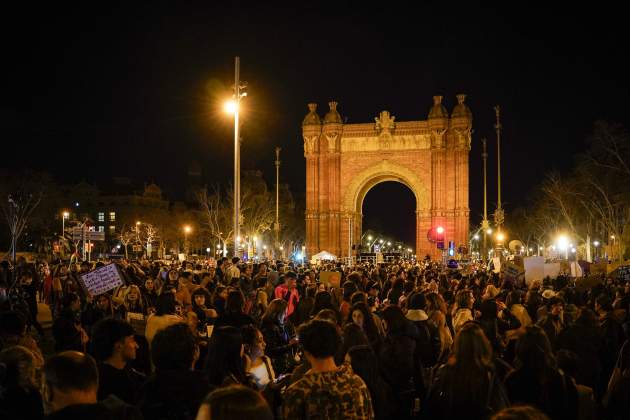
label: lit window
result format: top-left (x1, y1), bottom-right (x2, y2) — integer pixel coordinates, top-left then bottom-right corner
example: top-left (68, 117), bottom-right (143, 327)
top-left (98, 212), bottom-right (104, 222)
top-left (109, 212), bottom-right (116, 221)
top-left (98, 226), bottom-right (104, 232)
top-left (109, 225), bottom-right (116, 233)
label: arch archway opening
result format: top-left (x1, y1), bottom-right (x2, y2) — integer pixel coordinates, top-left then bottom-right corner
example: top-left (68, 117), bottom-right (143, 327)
top-left (358, 180), bottom-right (417, 256)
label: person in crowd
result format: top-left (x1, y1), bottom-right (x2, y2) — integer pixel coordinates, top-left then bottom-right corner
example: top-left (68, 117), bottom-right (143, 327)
top-left (212, 286), bottom-right (229, 317)
top-left (346, 344), bottom-right (395, 420)
top-left (129, 334), bottom-right (152, 377)
top-left (490, 406), bottom-right (551, 420)
top-left (292, 284), bottom-right (317, 326)
top-left (452, 289), bottom-right (475, 333)
top-left (144, 292), bottom-right (183, 345)
top-left (556, 308), bottom-right (602, 390)
top-left (260, 298), bottom-right (298, 374)
top-left (595, 293), bottom-right (627, 396)
top-left (504, 325), bottom-right (578, 420)
top-left (536, 296), bottom-right (565, 349)
top-left (282, 319), bottom-right (374, 419)
top-left (204, 325), bottom-right (251, 389)
top-left (274, 271), bottom-right (300, 318)
top-left (82, 293), bottom-right (116, 334)
top-left (142, 278), bottom-right (158, 313)
top-left (405, 292), bottom-right (441, 368)
top-left (506, 290), bottom-right (532, 328)
top-left (348, 301), bottom-right (381, 349)
top-left (90, 318), bottom-right (144, 404)
top-left (161, 269), bottom-right (191, 307)
top-left (0, 345), bottom-right (44, 420)
top-left (43, 351), bottom-right (141, 419)
top-left (214, 289), bottom-right (255, 329)
top-left (53, 292), bottom-right (89, 352)
top-left (118, 285), bottom-right (145, 318)
top-left (227, 257), bottom-right (241, 284)
top-left (556, 349), bottom-right (596, 420)
top-left (524, 289), bottom-right (543, 323)
top-left (425, 322), bottom-right (509, 420)
top-left (242, 324), bottom-right (276, 390)
top-left (0, 310), bottom-right (44, 363)
top-left (478, 299), bottom-right (521, 357)
top-left (191, 287), bottom-right (217, 332)
top-left (137, 323), bottom-right (209, 420)
top-left (310, 290), bottom-right (337, 318)
top-left (378, 304), bottom-right (421, 418)
top-left (16, 269), bottom-right (45, 337)
top-left (336, 323), bottom-right (370, 366)
top-left (339, 281), bottom-right (358, 320)
top-left (195, 384), bottom-right (273, 420)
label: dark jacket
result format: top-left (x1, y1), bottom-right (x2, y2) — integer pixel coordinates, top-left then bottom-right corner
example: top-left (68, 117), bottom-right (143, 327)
top-left (46, 395), bottom-right (142, 420)
top-left (505, 367), bottom-right (578, 420)
top-left (260, 318), bottom-right (295, 375)
top-left (52, 308), bottom-right (83, 352)
top-left (137, 369), bottom-right (211, 420)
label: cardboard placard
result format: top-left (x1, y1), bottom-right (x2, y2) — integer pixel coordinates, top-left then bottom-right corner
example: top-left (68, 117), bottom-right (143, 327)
top-left (126, 312), bottom-right (146, 335)
top-left (79, 263), bottom-right (124, 296)
top-left (492, 257), bottom-right (501, 273)
top-left (319, 271), bottom-right (341, 290)
top-left (544, 262), bottom-right (561, 279)
top-left (524, 256), bottom-right (545, 285)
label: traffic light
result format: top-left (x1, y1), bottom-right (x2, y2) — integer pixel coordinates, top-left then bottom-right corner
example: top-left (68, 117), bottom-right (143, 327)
top-left (436, 226), bottom-right (445, 249)
top-left (448, 240), bottom-right (455, 256)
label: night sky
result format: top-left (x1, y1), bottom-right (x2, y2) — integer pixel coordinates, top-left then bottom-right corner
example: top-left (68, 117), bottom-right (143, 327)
top-left (3, 2), bottom-right (629, 247)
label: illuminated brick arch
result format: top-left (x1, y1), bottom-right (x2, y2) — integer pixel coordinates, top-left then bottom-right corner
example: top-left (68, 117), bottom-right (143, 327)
top-left (303, 97), bottom-right (472, 259)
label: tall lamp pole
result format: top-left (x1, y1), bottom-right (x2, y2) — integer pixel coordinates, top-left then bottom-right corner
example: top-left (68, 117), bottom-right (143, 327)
top-left (227, 57), bottom-right (247, 257)
top-left (493, 106), bottom-right (505, 255)
top-left (481, 139), bottom-right (489, 262)
top-left (274, 147), bottom-right (281, 258)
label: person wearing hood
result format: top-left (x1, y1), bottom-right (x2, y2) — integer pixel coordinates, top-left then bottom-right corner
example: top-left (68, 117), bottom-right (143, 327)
top-left (452, 289), bottom-right (475, 334)
top-left (406, 292), bottom-right (441, 369)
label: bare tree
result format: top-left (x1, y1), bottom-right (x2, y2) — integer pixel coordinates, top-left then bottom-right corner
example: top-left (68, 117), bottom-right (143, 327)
top-left (117, 225), bottom-right (135, 259)
top-left (197, 185), bottom-right (233, 250)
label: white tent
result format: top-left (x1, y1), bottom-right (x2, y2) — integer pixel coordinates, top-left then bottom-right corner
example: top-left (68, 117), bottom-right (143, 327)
top-left (311, 250), bottom-right (337, 263)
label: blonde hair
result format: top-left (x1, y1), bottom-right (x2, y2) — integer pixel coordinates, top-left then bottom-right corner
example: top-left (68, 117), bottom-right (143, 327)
top-left (124, 285), bottom-right (144, 311)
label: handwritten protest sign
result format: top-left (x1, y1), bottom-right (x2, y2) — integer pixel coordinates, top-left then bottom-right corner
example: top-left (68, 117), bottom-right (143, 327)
top-left (492, 257), bottom-right (501, 273)
top-left (79, 263), bottom-right (124, 296)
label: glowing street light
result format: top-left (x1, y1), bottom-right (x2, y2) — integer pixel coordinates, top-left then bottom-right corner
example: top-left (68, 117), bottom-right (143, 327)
top-left (556, 235), bottom-right (569, 259)
top-left (436, 226), bottom-right (445, 235)
top-left (496, 232), bottom-right (505, 243)
top-left (486, 228), bottom-right (493, 235)
top-left (61, 211), bottom-right (70, 234)
top-left (367, 235), bottom-right (373, 241)
top-left (379, 239), bottom-right (384, 244)
top-left (473, 234), bottom-right (480, 240)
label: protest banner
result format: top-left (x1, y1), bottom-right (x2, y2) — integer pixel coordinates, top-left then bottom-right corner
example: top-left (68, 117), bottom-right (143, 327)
top-left (570, 261), bottom-right (583, 278)
top-left (79, 263), bottom-right (124, 296)
top-left (504, 261), bottom-right (525, 286)
top-left (524, 256), bottom-right (545, 285)
top-left (319, 271), bottom-right (341, 290)
top-left (544, 262), bottom-right (561, 279)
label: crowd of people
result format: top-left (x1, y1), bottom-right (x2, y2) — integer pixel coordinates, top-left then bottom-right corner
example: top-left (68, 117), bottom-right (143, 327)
top-left (0, 254), bottom-right (629, 419)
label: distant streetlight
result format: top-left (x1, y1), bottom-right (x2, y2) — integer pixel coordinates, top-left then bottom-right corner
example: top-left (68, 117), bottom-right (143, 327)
top-left (473, 234), bottom-right (480, 240)
top-left (379, 239), bottom-right (384, 244)
top-left (486, 228), bottom-right (493, 235)
top-left (556, 235), bottom-right (569, 259)
top-left (62, 211), bottom-right (69, 235)
top-left (183, 225), bottom-right (192, 256)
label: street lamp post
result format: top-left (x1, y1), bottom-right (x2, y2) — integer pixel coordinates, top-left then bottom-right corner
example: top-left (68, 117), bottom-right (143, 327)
top-left (481, 138), bottom-right (490, 262)
top-left (274, 147), bottom-right (281, 257)
top-left (225, 56), bottom-right (247, 258)
top-left (492, 107), bottom-right (506, 258)
top-left (62, 211), bottom-right (69, 235)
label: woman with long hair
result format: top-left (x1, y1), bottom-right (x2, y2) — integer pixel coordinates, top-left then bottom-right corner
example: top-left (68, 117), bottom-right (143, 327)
top-left (205, 326), bottom-right (250, 388)
top-left (335, 323), bottom-right (369, 365)
top-left (260, 298), bottom-right (298, 375)
top-left (430, 310), bottom-right (453, 364)
top-left (214, 289), bottom-right (255, 329)
top-left (142, 278), bottom-right (159, 314)
top-left (120, 284), bottom-right (145, 317)
top-left (425, 322), bottom-right (509, 420)
top-left (505, 325), bottom-right (578, 420)
top-left (347, 301), bottom-right (381, 350)
top-left (144, 292), bottom-right (183, 346)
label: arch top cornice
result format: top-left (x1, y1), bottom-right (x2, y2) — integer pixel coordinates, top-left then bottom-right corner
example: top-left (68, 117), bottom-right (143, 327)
top-left (342, 159), bottom-right (430, 214)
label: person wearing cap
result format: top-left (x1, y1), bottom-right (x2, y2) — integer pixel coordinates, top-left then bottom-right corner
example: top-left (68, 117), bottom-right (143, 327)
top-left (274, 272), bottom-right (300, 317)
